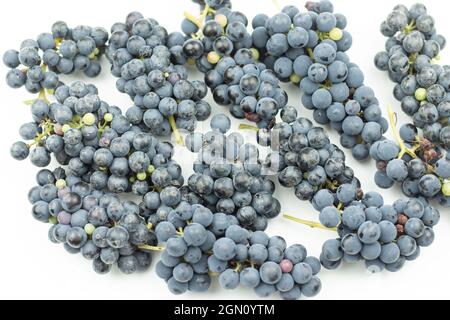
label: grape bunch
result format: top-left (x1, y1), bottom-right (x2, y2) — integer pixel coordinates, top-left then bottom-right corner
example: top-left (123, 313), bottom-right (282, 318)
top-left (375, 3), bottom-right (450, 149)
top-left (250, 1), bottom-right (391, 161)
top-left (154, 204), bottom-right (322, 300)
top-left (179, 4), bottom-right (289, 128)
top-left (10, 81), bottom-right (184, 196)
top-left (180, 3), bottom-right (252, 67)
top-left (321, 195), bottom-right (439, 273)
top-left (81, 131), bottom-right (183, 196)
top-left (29, 167), bottom-right (156, 275)
top-left (207, 58), bottom-right (288, 128)
top-left (254, 115), bottom-right (360, 203)
top-left (372, 124), bottom-right (450, 206)
top-left (3, 22), bottom-right (107, 94)
top-left (179, 114), bottom-right (280, 230)
top-left (183, 0), bottom-right (234, 48)
top-left (247, 113), bottom-right (441, 272)
top-left (106, 12), bottom-right (211, 140)
top-left (10, 81), bottom-right (119, 167)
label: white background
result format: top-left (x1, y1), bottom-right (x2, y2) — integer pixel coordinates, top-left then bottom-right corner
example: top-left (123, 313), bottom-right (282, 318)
top-left (0, 0), bottom-right (449, 300)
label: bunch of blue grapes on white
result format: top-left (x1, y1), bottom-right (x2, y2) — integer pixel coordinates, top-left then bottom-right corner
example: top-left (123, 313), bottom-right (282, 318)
top-left (154, 204), bottom-right (322, 300)
top-left (250, 112), bottom-right (441, 272)
top-left (205, 54), bottom-right (288, 129)
top-left (320, 194), bottom-right (438, 272)
top-left (29, 167), bottom-right (157, 275)
top-left (250, 1), bottom-right (391, 161)
top-left (106, 12), bottom-right (212, 137)
top-left (371, 131), bottom-right (450, 207)
top-left (255, 115), bottom-right (360, 202)
top-left (10, 81), bottom-right (118, 167)
top-left (179, 114), bottom-right (280, 230)
top-left (10, 81), bottom-right (183, 196)
top-left (3, 22), bottom-right (107, 93)
top-left (375, 3), bottom-right (449, 150)
top-left (181, 0), bottom-right (253, 70)
top-left (180, 1), bottom-right (288, 128)
top-left (371, 3), bottom-right (450, 206)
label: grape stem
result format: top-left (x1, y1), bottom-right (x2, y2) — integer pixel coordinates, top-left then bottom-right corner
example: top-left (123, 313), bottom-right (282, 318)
top-left (283, 215), bottom-right (337, 231)
top-left (55, 37), bottom-right (63, 49)
top-left (239, 123), bottom-right (259, 132)
top-left (27, 120), bottom-right (54, 148)
top-left (439, 117), bottom-right (449, 125)
top-left (88, 48), bottom-right (100, 60)
top-left (184, 11), bottom-right (203, 29)
top-left (431, 55), bottom-right (441, 64)
top-left (320, 80), bottom-right (332, 89)
top-left (23, 89), bottom-right (50, 106)
top-left (306, 48), bottom-right (314, 60)
top-left (403, 20), bottom-right (416, 34)
top-left (38, 89), bottom-right (49, 103)
top-left (317, 31), bottom-right (330, 41)
top-left (176, 227), bottom-right (184, 237)
top-left (168, 115), bottom-right (185, 146)
top-left (408, 53), bottom-right (417, 75)
top-left (272, 0), bottom-right (281, 11)
top-left (325, 179), bottom-right (338, 191)
top-left (387, 105), bottom-right (417, 159)
top-left (184, 3), bottom-right (210, 33)
top-left (138, 245), bottom-right (165, 252)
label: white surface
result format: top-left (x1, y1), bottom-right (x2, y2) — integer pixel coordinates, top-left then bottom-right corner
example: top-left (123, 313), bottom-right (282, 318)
top-left (0, 0), bottom-right (449, 300)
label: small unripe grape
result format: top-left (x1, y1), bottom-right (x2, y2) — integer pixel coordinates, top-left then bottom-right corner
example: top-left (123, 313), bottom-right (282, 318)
top-left (329, 28), bottom-right (343, 41)
top-left (415, 88), bottom-right (427, 101)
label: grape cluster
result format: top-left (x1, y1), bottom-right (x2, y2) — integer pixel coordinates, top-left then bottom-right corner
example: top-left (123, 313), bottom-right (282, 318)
top-left (180, 3), bottom-right (252, 66)
top-left (249, 113), bottom-right (441, 272)
top-left (372, 126), bottom-right (450, 206)
top-left (106, 12), bottom-right (211, 139)
top-left (375, 4), bottom-right (450, 150)
top-left (154, 204), bottom-right (322, 300)
top-left (180, 4), bottom-right (288, 128)
top-left (180, 114), bottom-right (280, 230)
top-left (208, 59), bottom-right (288, 128)
top-left (3, 22), bottom-right (107, 93)
top-left (85, 130), bottom-right (183, 196)
top-left (250, 1), bottom-right (389, 160)
top-left (10, 81), bottom-right (183, 196)
top-left (321, 195), bottom-right (439, 273)
top-left (370, 3), bottom-right (450, 205)
top-left (29, 167), bottom-right (156, 275)
top-left (10, 81), bottom-right (118, 167)
top-left (255, 115), bottom-right (360, 203)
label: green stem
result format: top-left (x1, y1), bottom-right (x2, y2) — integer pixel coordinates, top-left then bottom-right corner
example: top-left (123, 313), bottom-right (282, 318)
top-left (138, 245), bottom-right (165, 252)
top-left (169, 115), bottom-right (185, 146)
top-left (283, 215), bottom-right (337, 232)
top-left (184, 11), bottom-right (202, 29)
top-left (387, 105), bottom-right (417, 159)
top-left (239, 123), bottom-right (259, 132)
top-left (176, 227), bottom-right (184, 237)
top-left (306, 48), bottom-right (314, 60)
top-left (272, 0), bottom-right (281, 11)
